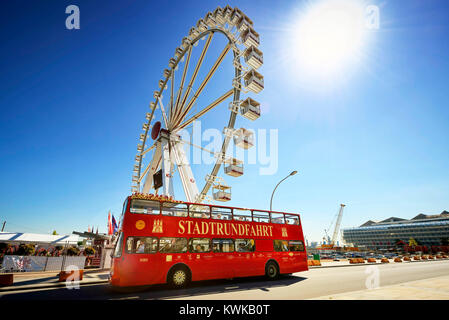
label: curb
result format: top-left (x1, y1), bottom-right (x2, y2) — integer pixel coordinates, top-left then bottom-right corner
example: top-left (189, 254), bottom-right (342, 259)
top-left (0, 279), bottom-right (109, 292)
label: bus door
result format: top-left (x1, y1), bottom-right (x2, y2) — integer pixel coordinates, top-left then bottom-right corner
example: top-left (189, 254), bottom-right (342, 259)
top-left (273, 239), bottom-right (290, 271)
top-left (211, 239), bottom-right (235, 279)
top-left (187, 238), bottom-right (216, 280)
top-left (122, 236), bottom-right (159, 286)
top-left (234, 239), bottom-right (257, 277)
top-left (288, 240), bottom-right (306, 270)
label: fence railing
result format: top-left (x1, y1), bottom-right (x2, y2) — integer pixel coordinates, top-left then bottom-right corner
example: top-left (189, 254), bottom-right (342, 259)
top-left (1, 255), bottom-right (86, 273)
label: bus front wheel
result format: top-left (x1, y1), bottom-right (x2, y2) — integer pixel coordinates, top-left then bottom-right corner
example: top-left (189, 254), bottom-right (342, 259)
top-left (265, 261), bottom-right (279, 280)
top-left (168, 266), bottom-right (190, 288)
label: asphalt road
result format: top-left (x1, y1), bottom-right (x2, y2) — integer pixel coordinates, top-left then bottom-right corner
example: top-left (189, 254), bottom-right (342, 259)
top-left (1, 260), bottom-right (449, 300)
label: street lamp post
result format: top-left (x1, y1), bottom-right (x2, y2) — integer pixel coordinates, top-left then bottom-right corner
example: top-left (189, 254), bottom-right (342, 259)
top-left (270, 171), bottom-right (298, 211)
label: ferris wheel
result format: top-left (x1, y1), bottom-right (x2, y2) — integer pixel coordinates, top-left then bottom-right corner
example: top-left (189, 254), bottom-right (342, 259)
top-left (132, 6), bottom-right (264, 204)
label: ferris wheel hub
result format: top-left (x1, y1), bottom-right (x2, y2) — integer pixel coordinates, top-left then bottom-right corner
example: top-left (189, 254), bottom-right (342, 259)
top-left (151, 121), bottom-right (162, 140)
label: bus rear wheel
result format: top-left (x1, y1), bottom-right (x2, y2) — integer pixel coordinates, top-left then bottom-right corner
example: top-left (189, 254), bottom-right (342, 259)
top-left (265, 261), bottom-right (279, 280)
top-left (168, 267), bottom-right (190, 288)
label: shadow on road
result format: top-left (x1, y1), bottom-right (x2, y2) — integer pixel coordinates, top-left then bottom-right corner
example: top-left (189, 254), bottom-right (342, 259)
top-left (0, 275), bottom-right (307, 300)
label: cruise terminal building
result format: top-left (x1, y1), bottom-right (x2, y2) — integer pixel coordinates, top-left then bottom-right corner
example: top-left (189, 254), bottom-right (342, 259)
top-left (342, 211), bottom-right (449, 250)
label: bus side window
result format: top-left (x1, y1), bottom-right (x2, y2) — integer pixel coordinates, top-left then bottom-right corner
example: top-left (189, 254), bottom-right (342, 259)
top-left (130, 199), bottom-right (160, 215)
top-left (235, 239), bottom-right (255, 252)
top-left (159, 237), bottom-right (188, 253)
top-left (285, 214), bottom-right (300, 225)
top-left (233, 209), bottom-right (252, 222)
top-left (162, 203), bottom-right (188, 217)
top-left (211, 207), bottom-right (232, 220)
top-left (189, 238), bottom-right (210, 253)
top-left (125, 236), bottom-right (158, 254)
top-left (189, 204), bottom-right (210, 219)
top-left (271, 213), bottom-right (285, 224)
top-left (212, 239), bottom-right (234, 252)
top-left (273, 240), bottom-right (289, 252)
top-left (288, 240), bottom-right (305, 252)
top-left (252, 211), bottom-right (270, 223)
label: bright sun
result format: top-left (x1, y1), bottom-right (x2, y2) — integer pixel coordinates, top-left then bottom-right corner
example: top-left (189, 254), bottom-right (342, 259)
top-left (286, 0), bottom-right (367, 81)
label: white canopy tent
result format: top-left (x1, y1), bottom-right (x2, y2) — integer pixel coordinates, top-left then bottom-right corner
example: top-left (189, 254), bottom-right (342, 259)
top-left (0, 232), bottom-right (80, 245)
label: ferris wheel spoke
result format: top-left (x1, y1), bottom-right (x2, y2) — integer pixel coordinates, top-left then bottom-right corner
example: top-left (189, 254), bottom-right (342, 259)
top-left (169, 71), bottom-right (175, 125)
top-left (176, 89), bottom-right (234, 131)
top-left (173, 33), bottom-right (214, 127)
top-left (157, 97), bottom-right (169, 128)
top-left (173, 42), bottom-right (232, 128)
top-left (170, 47), bottom-right (193, 129)
top-left (171, 141), bottom-right (199, 203)
top-left (141, 142), bottom-right (157, 157)
top-left (141, 142), bottom-right (162, 194)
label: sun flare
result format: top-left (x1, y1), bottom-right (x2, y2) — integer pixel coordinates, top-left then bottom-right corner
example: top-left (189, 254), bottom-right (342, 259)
top-left (284, 0), bottom-right (368, 82)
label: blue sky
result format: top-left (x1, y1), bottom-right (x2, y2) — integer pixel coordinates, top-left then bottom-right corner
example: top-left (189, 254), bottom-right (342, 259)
top-left (0, 0), bottom-right (448, 243)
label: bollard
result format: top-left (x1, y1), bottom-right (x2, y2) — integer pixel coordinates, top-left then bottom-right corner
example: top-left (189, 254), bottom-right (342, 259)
top-left (58, 269), bottom-right (84, 282)
top-left (0, 274), bottom-right (14, 287)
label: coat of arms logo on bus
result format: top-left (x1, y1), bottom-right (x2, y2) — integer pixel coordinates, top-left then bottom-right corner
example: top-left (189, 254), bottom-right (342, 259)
top-left (282, 227), bottom-right (288, 237)
top-left (152, 219), bottom-right (163, 233)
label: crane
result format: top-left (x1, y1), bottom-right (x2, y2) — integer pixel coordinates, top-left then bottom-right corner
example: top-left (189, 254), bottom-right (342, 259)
top-left (323, 204), bottom-right (346, 247)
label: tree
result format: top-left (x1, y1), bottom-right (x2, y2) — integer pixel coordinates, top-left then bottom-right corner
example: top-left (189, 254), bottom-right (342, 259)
top-left (83, 246), bottom-right (95, 256)
top-left (0, 242), bottom-right (10, 253)
top-left (52, 230), bottom-right (58, 235)
top-left (65, 246), bottom-right (80, 256)
top-left (16, 243), bottom-right (36, 256)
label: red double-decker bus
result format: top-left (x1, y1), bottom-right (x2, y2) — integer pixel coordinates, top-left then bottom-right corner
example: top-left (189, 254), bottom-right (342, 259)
top-left (109, 194), bottom-right (308, 288)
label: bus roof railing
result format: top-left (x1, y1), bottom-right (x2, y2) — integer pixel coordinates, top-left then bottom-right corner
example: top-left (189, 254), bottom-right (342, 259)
top-left (127, 194), bottom-right (301, 219)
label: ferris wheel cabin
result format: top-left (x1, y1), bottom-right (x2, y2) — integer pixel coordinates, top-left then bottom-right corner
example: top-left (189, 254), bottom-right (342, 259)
top-left (204, 12), bottom-right (216, 28)
top-left (244, 46), bottom-right (263, 70)
top-left (241, 27), bottom-right (260, 48)
top-left (181, 37), bottom-right (191, 49)
top-left (174, 47), bottom-right (184, 59)
top-left (244, 69), bottom-right (264, 93)
top-left (224, 158), bottom-right (244, 177)
top-left (196, 19), bottom-right (208, 32)
top-left (230, 8), bottom-right (244, 26)
top-left (233, 127), bottom-right (255, 149)
top-left (237, 15), bottom-right (254, 33)
top-left (189, 27), bottom-right (200, 38)
top-left (222, 5), bottom-right (233, 23)
top-left (212, 184), bottom-right (232, 202)
top-left (213, 7), bottom-right (226, 25)
top-left (240, 97), bottom-right (261, 120)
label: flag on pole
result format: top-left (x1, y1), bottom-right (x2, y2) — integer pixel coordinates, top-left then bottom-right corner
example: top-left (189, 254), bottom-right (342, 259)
top-left (112, 215), bottom-right (118, 234)
top-left (108, 211), bottom-right (113, 235)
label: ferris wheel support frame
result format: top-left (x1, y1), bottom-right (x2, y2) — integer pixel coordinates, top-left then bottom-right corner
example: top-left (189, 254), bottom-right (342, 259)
top-left (133, 12), bottom-right (261, 203)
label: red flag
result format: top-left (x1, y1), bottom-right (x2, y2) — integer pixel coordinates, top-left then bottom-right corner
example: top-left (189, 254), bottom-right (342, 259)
top-left (107, 211), bottom-right (113, 235)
